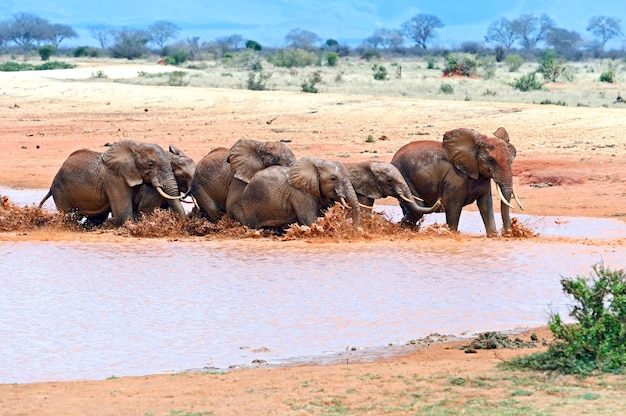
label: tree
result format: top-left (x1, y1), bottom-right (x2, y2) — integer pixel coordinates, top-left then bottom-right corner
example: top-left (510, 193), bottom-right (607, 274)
top-left (148, 21), bottom-right (179, 49)
top-left (587, 16), bottom-right (623, 51)
top-left (545, 28), bottom-right (583, 60)
top-left (214, 34), bottom-right (244, 52)
top-left (284, 28), bottom-right (319, 50)
top-left (109, 28), bottom-right (150, 59)
top-left (0, 20), bottom-right (10, 48)
top-left (246, 39), bottom-right (262, 51)
top-left (364, 28), bottom-right (403, 49)
top-left (46, 23), bottom-right (77, 48)
top-left (510, 14), bottom-right (555, 50)
top-left (7, 12), bottom-right (50, 50)
top-left (90, 24), bottom-right (113, 49)
top-left (485, 18), bottom-right (517, 49)
top-left (400, 14), bottom-right (444, 49)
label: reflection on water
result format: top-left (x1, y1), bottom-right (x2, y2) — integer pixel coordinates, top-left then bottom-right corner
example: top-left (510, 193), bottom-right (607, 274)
top-left (1, 186), bottom-right (626, 383)
top-left (1, 239), bottom-right (624, 384)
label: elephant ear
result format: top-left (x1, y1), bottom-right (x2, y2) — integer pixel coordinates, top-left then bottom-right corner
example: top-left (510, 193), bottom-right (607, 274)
top-left (442, 128), bottom-right (482, 180)
top-left (169, 144), bottom-right (184, 156)
top-left (354, 162), bottom-right (386, 199)
top-left (102, 140), bottom-right (143, 187)
top-left (493, 127), bottom-right (517, 160)
top-left (228, 139), bottom-right (265, 183)
top-left (288, 157), bottom-right (321, 198)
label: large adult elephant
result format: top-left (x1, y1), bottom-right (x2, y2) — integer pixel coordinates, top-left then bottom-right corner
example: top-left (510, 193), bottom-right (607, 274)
top-left (391, 127), bottom-right (522, 236)
top-left (346, 160), bottom-right (441, 214)
top-left (241, 157), bottom-right (361, 230)
top-left (39, 140), bottom-right (186, 226)
top-left (190, 139), bottom-right (296, 223)
top-left (134, 144), bottom-right (196, 215)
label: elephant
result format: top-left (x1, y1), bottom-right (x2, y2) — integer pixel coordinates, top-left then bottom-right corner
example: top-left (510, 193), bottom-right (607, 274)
top-left (391, 127), bottom-right (522, 236)
top-left (133, 144), bottom-right (196, 215)
top-left (345, 160), bottom-right (441, 214)
top-left (39, 140), bottom-right (186, 226)
top-left (241, 156), bottom-right (361, 230)
top-left (190, 139), bottom-right (296, 223)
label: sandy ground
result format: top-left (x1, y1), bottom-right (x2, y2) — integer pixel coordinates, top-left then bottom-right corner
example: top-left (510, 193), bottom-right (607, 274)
top-left (1, 62), bottom-right (626, 415)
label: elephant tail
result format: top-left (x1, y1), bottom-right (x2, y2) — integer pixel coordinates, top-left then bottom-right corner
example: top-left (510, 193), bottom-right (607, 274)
top-left (38, 189), bottom-right (53, 208)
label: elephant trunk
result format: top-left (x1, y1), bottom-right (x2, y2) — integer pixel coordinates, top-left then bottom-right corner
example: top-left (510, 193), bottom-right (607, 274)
top-left (497, 182), bottom-right (513, 233)
top-left (341, 180), bottom-right (361, 230)
top-left (155, 175), bottom-right (187, 220)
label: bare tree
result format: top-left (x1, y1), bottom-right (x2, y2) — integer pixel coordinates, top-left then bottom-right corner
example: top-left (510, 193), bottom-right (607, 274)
top-left (0, 20), bottom-right (10, 48)
top-left (90, 24), bottom-right (113, 49)
top-left (365, 28), bottom-right (403, 49)
top-left (587, 16), bottom-right (623, 51)
top-left (46, 23), bottom-right (78, 48)
top-left (485, 18), bottom-right (517, 49)
top-left (284, 28), bottom-right (319, 50)
top-left (401, 14), bottom-right (444, 49)
top-left (510, 14), bottom-right (555, 50)
top-left (7, 12), bottom-right (50, 50)
top-left (149, 20), bottom-right (179, 49)
top-left (545, 28), bottom-right (583, 59)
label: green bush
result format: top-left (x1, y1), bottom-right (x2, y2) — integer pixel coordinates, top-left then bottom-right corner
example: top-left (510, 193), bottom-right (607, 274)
top-left (38, 45), bottom-right (56, 61)
top-left (537, 49), bottom-right (568, 82)
top-left (443, 53), bottom-right (478, 77)
top-left (325, 52), bottom-right (338, 67)
top-left (600, 71), bottom-right (616, 83)
top-left (371, 64), bottom-right (388, 80)
top-left (301, 71), bottom-right (322, 93)
top-left (480, 56), bottom-right (497, 79)
top-left (506, 263), bottom-right (626, 375)
top-left (247, 71), bottom-right (272, 90)
top-left (512, 72), bottom-right (543, 91)
top-left (426, 56), bottom-right (437, 69)
top-left (267, 48), bottom-right (317, 68)
top-left (360, 49), bottom-right (380, 61)
top-left (505, 54), bottom-right (524, 72)
top-left (439, 83), bottom-right (454, 94)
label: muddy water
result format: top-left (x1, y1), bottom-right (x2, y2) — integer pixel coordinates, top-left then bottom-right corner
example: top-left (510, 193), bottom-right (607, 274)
top-left (1, 187), bottom-right (626, 383)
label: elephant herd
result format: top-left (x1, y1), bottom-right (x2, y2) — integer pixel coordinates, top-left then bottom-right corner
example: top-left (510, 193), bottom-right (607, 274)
top-left (39, 127), bottom-right (523, 237)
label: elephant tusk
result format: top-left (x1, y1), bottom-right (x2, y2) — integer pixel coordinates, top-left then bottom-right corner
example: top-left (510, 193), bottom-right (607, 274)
top-left (156, 186), bottom-right (181, 200)
top-left (340, 197), bottom-right (352, 209)
top-left (399, 194), bottom-right (413, 203)
top-left (359, 203), bottom-right (374, 210)
top-left (497, 184), bottom-right (515, 209)
top-left (513, 190), bottom-right (524, 211)
top-left (412, 194), bottom-right (424, 202)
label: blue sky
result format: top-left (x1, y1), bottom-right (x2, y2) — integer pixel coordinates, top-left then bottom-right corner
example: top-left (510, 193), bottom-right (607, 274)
top-left (3, 1), bottom-right (625, 50)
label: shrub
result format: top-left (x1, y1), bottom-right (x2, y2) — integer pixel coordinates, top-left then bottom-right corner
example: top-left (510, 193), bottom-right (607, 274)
top-left (600, 71), bottom-right (616, 83)
top-left (443, 53), bottom-right (478, 77)
top-left (505, 54), bottom-right (524, 72)
top-left (73, 46), bottom-right (100, 58)
top-left (480, 56), bottom-right (497, 79)
top-left (425, 56), bottom-right (437, 69)
top-left (245, 40), bottom-right (262, 51)
top-left (38, 45), bottom-right (55, 61)
top-left (267, 48), bottom-right (317, 68)
top-left (537, 49), bottom-right (568, 82)
top-left (301, 71), bottom-right (322, 93)
top-left (360, 49), bottom-right (380, 61)
top-left (439, 83), bottom-right (454, 94)
top-left (506, 263), bottom-right (626, 374)
top-left (371, 64), bottom-right (388, 80)
top-left (325, 52), bottom-right (338, 67)
top-left (512, 72), bottom-right (543, 91)
top-left (247, 71), bottom-right (272, 90)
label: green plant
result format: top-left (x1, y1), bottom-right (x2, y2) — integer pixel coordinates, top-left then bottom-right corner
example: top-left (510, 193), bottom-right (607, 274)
top-left (247, 71), bottom-right (272, 90)
top-left (92, 70), bottom-right (107, 79)
top-left (539, 99), bottom-right (567, 106)
top-left (480, 56), bottom-right (497, 79)
top-left (360, 49), bottom-right (380, 61)
top-left (326, 52), bottom-right (339, 67)
top-left (512, 72), bottom-right (543, 92)
top-left (537, 49), bottom-right (568, 82)
top-left (425, 56), bottom-right (437, 69)
top-left (38, 45), bottom-right (55, 61)
top-left (505, 54), bottom-right (524, 72)
top-left (506, 263), bottom-right (626, 375)
top-left (371, 64), bottom-right (388, 80)
top-left (301, 71), bottom-right (322, 93)
top-left (439, 83), bottom-right (454, 94)
top-left (600, 71), bottom-right (616, 83)
top-left (168, 71), bottom-right (188, 86)
top-left (365, 135), bottom-right (375, 143)
top-left (267, 48), bottom-right (317, 68)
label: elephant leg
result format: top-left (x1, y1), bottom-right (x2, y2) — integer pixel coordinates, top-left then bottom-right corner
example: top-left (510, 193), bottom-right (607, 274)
top-left (476, 192), bottom-right (497, 236)
top-left (444, 201), bottom-right (465, 232)
top-left (399, 200), bottom-right (424, 229)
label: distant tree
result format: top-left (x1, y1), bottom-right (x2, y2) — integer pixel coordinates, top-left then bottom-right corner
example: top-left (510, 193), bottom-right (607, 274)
top-left (485, 17), bottom-right (517, 50)
top-left (109, 28), bottom-right (150, 59)
top-left (510, 14), bottom-right (555, 50)
top-left (0, 20), bottom-right (10, 48)
top-left (90, 24), bottom-right (113, 49)
top-left (545, 28), bottom-right (583, 60)
top-left (587, 16), bottom-right (623, 51)
top-left (148, 21), bottom-right (179, 49)
top-left (400, 14), bottom-right (444, 49)
top-left (214, 34), bottom-right (244, 52)
top-left (325, 38), bottom-right (339, 49)
top-left (284, 28), bottom-right (319, 50)
top-left (246, 39), bottom-right (262, 51)
top-left (45, 23), bottom-right (78, 48)
top-left (365, 28), bottom-right (403, 49)
top-left (7, 12), bottom-right (50, 50)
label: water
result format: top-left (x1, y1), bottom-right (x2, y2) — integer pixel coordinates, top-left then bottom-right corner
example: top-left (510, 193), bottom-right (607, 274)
top-left (1, 187), bottom-right (625, 383)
